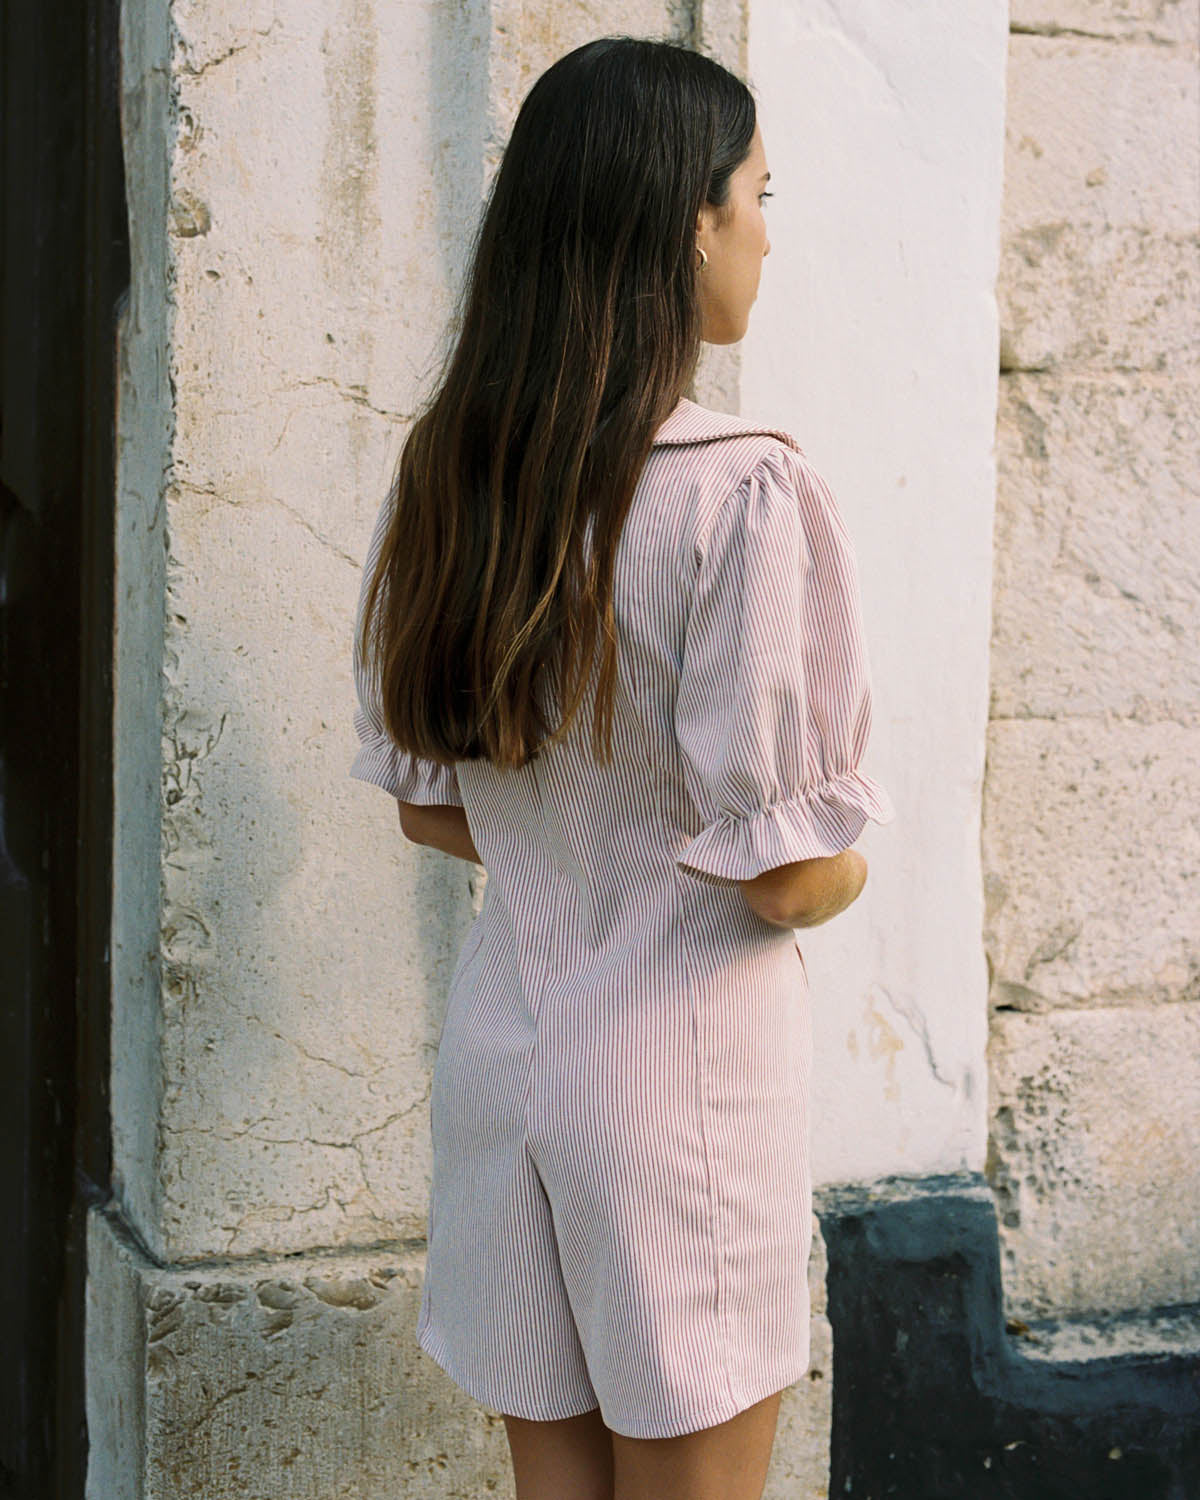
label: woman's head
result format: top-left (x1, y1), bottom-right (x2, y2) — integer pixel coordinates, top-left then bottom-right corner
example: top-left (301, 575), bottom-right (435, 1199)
top-left (476, 36), bottom-right (767, 355)
top-left (359, 38), bottom-right (765, 770)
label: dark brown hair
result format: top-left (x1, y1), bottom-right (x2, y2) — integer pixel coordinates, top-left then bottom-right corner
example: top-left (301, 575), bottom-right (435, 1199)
top-left (356, 36), bottom-right (757, 768)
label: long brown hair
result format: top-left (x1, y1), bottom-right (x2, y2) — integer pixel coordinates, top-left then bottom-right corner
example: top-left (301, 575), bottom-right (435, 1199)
top-left (357, 36), bottom-right (757, 769)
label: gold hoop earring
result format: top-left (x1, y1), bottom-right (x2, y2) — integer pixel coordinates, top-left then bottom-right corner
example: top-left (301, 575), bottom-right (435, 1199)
top-left (697, 246), bottom-right (708, 270)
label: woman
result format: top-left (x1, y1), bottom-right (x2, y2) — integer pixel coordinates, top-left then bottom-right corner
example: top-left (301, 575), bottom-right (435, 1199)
top-left (350, 35), bottom-right (893, 1500)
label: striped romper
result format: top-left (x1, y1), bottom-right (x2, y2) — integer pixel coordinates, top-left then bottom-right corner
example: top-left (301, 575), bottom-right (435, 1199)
top-left (349, 397), bottom-right (894, 1439)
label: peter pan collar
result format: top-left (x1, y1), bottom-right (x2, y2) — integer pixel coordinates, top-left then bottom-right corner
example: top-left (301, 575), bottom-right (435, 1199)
top-left (651, 396), bottom-right (803, 452)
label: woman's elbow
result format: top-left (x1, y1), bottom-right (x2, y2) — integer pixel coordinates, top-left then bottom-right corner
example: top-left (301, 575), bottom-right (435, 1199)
top-left (740, 849), bottom-right (868, 930)
top-left (397, 801), bottom-right (429, 843)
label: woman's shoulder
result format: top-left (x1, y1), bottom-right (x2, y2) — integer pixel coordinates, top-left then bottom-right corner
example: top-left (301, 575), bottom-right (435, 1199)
top-left (649, 399), bottom-right (825, 551)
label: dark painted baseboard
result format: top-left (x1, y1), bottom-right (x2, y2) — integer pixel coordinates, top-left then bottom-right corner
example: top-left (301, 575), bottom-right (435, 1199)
top-left (816, 1173), bottom-right (1200, 1500)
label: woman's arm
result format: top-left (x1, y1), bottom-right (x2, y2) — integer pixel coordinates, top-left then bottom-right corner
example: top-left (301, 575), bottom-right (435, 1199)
top-left (398, 802), bottom-right (482, 864)
top-left (739, 848), bottom-right (867, 929)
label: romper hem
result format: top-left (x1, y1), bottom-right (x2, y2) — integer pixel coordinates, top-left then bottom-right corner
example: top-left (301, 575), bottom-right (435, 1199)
top-left (416, 1317), bottom-right (600, 1425)
top-left (601, 1358), bottom-right (813, 1440)
top-left (417, 1313), bottom-right (812, 1439)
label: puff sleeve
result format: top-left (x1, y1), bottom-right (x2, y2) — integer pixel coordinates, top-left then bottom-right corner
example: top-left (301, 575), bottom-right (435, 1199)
top-left (348, 492), bottom-right (464, 807)
top-left (674, 445), bottom-right (893, 880)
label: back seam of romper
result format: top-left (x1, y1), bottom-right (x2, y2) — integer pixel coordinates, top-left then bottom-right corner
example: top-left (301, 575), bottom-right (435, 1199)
top-left (611, 664), bottom-right (739, 1415)
top-left (517, 747), bottom-right (578, 1205)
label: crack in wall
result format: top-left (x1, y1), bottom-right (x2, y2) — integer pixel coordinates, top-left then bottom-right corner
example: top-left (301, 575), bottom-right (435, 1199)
top-left (877, 986), bottom-right (957, 1090)
top-left (287, 373), bottom-right (415, 424)
top-left (1023, 923), bottom-right (1082, 981)
top-left (170, 474), bottom-right (361, 568)
top-left (245, 1013), bottom-right (377, 1080)
top-left (175, 19), bottom-right (284, 80)
top-left (1009, 21), bottom-right (1181, 48)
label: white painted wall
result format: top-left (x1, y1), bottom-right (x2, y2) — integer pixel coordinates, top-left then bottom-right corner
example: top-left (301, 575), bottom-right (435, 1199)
top-left (743, 0), bottom-right (1010, 1183)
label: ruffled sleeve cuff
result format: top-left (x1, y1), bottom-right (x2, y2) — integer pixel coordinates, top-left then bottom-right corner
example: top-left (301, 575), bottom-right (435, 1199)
top-left (349, 734), bottom-right (464, 806)
top-left (675, 769), bottom-right (895, 881)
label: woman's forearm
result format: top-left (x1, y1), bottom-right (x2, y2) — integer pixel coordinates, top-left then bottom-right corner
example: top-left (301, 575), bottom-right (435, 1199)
top-left (398, 803), bottom-right (482, 864)
top-left (739, 848), bottom-right (867, 930)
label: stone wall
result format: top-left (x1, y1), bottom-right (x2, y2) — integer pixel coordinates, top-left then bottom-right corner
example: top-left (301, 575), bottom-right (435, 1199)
top-left (91, 2), bottom-right (835, 1494)
top-left (985, 0), bottom-right (1200, 1322)
top-left (95, 0), bottom-right (1200, 1491)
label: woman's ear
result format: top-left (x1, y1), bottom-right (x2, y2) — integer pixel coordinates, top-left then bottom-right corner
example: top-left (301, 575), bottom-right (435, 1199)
top-left (695, 206), bottom-right (712, 259)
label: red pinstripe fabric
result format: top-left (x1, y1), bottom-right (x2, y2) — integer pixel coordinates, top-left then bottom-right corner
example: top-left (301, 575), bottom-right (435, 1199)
top-left (350, 397), bottom-right (894, 1438)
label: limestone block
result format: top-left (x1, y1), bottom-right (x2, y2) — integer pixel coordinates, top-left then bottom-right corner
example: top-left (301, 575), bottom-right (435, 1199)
top-left (153, 485), bottom-right (478, 1262)
top-left (986, 1003), bottom-right (1200, 1319)
top-left (86, 1205), bottom-right (516, 1499)
top-left (1010, 0), bottom-right (1199, 45)
top-left (990, 374), bottom-right (1200, 722)
top-left (999, 35), bottom-right (1199, 373)
top-left (141, 0), bottom-right (491, 1264)
top-left (983, 719), bottom-right (1200, 1011)
top-left (999, 222), bottom-right (1198, 374)
top-left (87, 1201), bottom-right (832, 1499)
top-left (1002, 37), bottom-right (1199, 236)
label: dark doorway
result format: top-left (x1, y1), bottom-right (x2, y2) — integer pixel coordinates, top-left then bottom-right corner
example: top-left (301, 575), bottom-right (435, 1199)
top-left (1, 0), bottom-right (127, 1494)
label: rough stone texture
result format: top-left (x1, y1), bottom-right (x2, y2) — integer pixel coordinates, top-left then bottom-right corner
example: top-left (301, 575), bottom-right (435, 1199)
top-left (989, 375), bottom-right (1200, 725)
top-left (87, 1203), bottom-right (515, 1499)
top-left (86, 1201), bottom-right (833, 1500)
top-left (986, 1005), bottom-right (1200, 1320)
top-left (1000, 224), bottom-right (1198, 375)
top-left (999, 35), bottom-right (1199, 376)
top-left (1010, 0), bottom-right (1199, 45)
top-left (987, 0), bottom-right (1200, 1326)
top-left (1002, 38), bottom-right (1199, 236)
top-left (983, 719), bottom-right (1200, 1013)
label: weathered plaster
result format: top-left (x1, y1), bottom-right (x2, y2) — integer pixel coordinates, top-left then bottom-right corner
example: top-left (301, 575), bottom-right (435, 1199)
top-left (743, 0), bottom-right (1010, 1184)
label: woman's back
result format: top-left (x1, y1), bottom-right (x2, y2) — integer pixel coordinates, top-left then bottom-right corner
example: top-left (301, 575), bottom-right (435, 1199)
top-left (354, 395), bottom-right (892, 983)
top-left (349, 394), bottom-right (893, 1444)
